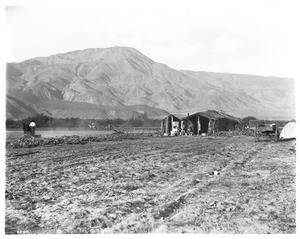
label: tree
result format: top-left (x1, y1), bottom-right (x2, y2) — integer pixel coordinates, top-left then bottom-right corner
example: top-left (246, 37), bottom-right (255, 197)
top-left (241, 116), bottom-right (257, 126)
top-left (6, 118), bottom-right (19, 128)
top-left (129, 117), bottom-right (144, 127)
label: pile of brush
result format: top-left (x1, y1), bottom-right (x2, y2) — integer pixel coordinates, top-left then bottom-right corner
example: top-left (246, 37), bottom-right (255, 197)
top-left (6, 132), bottom-right (159, 148)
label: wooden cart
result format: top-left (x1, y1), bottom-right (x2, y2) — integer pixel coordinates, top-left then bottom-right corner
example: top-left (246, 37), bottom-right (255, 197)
top-left (249, 120), bottom-right (279, 141)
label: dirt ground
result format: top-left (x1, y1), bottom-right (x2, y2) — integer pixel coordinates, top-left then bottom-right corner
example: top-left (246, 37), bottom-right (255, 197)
top-left (5, 135), bottom-right (296, 234)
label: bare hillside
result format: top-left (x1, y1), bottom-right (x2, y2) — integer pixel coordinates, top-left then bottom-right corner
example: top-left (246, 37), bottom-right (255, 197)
top-left (6, 47), bottom-right (295, 120)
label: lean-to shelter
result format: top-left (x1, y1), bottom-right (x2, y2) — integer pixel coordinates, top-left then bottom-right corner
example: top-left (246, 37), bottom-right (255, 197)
top-left (182, 110), bottom-right (241, 135)
top-left (160, 114), bottom-right (185, 135)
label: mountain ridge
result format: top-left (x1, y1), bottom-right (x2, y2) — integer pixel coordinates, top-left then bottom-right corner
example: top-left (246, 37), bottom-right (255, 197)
top-left (6, 46), bottom-right (295, 120)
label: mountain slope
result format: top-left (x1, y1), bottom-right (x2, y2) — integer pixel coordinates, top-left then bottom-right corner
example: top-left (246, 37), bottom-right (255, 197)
top-left (6, 47), bottom-right (295, 120)
top-left (181, 71), bottom-right (295, 119)
top-left (6, 95), bottom-right (169, 120)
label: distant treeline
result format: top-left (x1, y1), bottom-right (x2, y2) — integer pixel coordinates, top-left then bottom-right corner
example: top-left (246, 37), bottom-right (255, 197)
top-left (241, 116), bottom-right (293, 128)
top-left (6, 114), bottom-right (293, 130)
top-left (6, 113), bottom-right (161, 129)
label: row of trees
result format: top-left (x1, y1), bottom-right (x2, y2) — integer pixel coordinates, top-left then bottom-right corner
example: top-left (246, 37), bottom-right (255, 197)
top-left (6, 113), bottom-right (161, 129)
top-left (6, 114), bottom-right (292, 130)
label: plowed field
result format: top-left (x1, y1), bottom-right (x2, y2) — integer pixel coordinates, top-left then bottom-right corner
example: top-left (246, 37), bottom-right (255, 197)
top-left (5, 135), bottom-right (296, 234)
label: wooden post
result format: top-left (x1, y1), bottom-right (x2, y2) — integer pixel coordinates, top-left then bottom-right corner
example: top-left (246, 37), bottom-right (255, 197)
top-left (161, 120), bottom-right (164, 134)
top-left (208, 120), bottom-right (211, 135)
top-left (199, 117), bottom-right (201, 134)
top-left (165, 117), bottom-right (169, 134)
top-left (197, 115), bottom-right (200, 135)
top-left (171, 115), bottom-right (173, 131)
top-left (180, 120), bottom-right (182, 135)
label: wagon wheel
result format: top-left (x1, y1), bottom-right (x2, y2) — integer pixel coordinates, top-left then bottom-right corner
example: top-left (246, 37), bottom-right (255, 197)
top-left (268, 133), bottom-right (272, 140)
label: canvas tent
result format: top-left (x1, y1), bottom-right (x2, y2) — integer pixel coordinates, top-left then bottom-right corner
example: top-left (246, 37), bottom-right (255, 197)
top-left (280, 122), bottom-right (296, 139)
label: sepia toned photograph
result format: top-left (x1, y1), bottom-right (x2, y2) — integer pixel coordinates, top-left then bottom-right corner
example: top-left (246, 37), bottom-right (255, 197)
top-left (3, 0), bottom-right (298, 235)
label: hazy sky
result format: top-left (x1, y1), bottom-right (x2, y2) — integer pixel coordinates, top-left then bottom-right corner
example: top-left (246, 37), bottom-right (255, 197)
top-left (4, 0), bottom-right (299, 77)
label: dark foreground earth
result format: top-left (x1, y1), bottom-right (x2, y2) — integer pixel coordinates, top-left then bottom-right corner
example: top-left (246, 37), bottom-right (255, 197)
top-left (5, 134), bottom-right (296, 234)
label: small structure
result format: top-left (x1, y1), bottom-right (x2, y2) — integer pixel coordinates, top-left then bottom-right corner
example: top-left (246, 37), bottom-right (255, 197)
top-left (160, 114), bottom-right (184, 136)
top-left (182, 110), bottom-right (241, 135)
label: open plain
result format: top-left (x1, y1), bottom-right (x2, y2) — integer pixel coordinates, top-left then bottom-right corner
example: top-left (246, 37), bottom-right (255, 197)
top-left (5, 134), bottom-right (296, 234)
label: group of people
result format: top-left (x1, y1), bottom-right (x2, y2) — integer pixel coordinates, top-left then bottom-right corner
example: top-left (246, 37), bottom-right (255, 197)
top-left (170, 125), bottom-right (194, 136)
top-left (87, 122), bottom-right (96, 129)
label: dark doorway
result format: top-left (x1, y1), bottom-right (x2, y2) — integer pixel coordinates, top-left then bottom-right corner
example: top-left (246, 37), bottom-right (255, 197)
top-left (199, 117), bottom-right (209, 134)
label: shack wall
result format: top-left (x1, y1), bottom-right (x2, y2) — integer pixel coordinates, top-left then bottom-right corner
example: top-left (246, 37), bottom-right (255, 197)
top-left (215, 118), bottom-right (237, 131)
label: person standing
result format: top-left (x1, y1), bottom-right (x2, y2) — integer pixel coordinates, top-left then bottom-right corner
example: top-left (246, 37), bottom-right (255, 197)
top-left (29, 121), bottom-right (36, 136)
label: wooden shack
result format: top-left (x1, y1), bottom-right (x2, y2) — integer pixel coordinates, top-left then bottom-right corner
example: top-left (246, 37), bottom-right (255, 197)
top-left (182, 110), bottom-right (241, 135)
top-left (160, 114), bottom-right (183, 135)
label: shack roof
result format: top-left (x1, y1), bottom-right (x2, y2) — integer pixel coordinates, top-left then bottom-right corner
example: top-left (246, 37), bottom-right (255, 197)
top-left (159, 114), bottom-right (186, 121)
top-left (183, 110), bottom-right (241, 124)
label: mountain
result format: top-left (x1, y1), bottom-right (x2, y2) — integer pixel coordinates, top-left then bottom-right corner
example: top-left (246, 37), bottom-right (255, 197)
top-left (6, 46), bottom-right (295, 120)
top-left (181, 71), bottom-right (295, 120)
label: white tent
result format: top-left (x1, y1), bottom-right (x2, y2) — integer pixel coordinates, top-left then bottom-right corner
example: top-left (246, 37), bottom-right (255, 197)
top-left (280, 122), bottom-right (296, 139)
